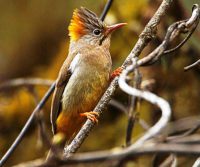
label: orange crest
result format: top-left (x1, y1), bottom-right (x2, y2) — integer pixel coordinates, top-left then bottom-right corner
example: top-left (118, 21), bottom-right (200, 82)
top-left (68, 9), bottom-right (86, 41)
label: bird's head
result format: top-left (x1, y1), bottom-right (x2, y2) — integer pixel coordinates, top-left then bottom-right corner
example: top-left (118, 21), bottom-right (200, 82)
top-left (68, 7), bottom-right (126, 46)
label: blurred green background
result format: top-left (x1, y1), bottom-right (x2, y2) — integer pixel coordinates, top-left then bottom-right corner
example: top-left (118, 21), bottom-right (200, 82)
top-left (0, 0), bottom-right (199, 166)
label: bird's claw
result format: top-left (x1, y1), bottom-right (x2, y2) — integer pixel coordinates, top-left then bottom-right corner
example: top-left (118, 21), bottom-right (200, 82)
top-left (110, 67), bottom-right (123, 80)
top-left (80, 111), bottom-right (99, 123)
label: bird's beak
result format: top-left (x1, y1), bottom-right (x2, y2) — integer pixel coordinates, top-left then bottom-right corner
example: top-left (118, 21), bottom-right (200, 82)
top-left (105, 23), bottom-right (127, 36)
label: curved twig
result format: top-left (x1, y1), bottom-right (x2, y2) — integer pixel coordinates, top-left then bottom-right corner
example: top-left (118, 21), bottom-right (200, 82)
top-left (163, 4), bottom-right (200, 55)
top-left (140, 4), bottom-right (200, 66)
top-left (184, 59), bottom-right (200, 71)
top-left (118, 61), bottom-right (171, 148)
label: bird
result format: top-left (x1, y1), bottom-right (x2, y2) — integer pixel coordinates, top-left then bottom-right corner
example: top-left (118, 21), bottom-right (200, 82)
top-left (50, 7), bottom-right (126, 146)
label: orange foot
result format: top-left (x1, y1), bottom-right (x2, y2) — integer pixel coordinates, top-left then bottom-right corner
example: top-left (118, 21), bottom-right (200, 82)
top-left (80, 111), bottom-right (99, 123)
top-left (110, 67), bottom-right (123, 80)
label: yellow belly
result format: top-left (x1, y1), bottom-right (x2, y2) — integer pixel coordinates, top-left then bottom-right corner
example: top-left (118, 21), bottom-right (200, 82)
top-left (56, 111), bottom-right (86, 141)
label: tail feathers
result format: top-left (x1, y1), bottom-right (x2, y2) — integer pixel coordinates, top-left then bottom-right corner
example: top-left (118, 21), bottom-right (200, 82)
top-left (56, 112), bottom-right (85, 141)
top-left (47, 113), bottom-right (86, 161)
top-left (46, 133), bottom-right (66, 161)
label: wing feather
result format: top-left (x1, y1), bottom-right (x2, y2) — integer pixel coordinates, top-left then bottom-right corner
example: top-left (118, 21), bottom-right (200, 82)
top-left (50, 52), bottom-right (76, 134)
top-left (51, 85), bottom-right (65, 134)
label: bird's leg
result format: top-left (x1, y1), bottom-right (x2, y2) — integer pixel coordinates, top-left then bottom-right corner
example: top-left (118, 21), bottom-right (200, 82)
top-left (110, 67), bottom-right (123, 80)
top-left (80, 111), bottom-right (99, 123)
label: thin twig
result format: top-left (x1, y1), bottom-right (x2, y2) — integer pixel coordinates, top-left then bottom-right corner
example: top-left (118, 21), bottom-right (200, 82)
top-left (184, 59), bottom-right (200, 71)
top-left (159, 154), bottom-right (177, 167)
top-left (163, 4), bottom-right (200, 55)
top-left (161, 116), bottom-right (200, 138)
top-left (100, 0), bottom-right (113, 21)
top-left (0, 78), bottom-right (53, 91)
top-left (166, 123), bottom-right (200, 141)
top-left (109, 99), bottom-right (128, 114)
top-left (167, 134), bottom-right (200, 144)
top-left (126, 58), bottom-right (142, 146)
top-left (139, 119), bottom-right (150, 130)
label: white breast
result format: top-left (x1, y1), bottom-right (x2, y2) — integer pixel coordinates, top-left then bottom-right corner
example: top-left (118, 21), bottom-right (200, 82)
top-left (69, 53), bottom-right (81, 72)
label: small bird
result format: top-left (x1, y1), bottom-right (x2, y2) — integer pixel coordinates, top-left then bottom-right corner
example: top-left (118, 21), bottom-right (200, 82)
top-left (50, 7), bottom-right (126, 144)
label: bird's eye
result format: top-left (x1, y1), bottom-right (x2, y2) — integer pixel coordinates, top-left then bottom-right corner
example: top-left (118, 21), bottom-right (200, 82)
top-left (93, 29), bottom-right (101, 36)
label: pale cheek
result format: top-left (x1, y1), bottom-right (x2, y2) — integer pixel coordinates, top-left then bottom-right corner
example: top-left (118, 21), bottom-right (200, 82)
top-left (83, 35), bottom-right (100, 46)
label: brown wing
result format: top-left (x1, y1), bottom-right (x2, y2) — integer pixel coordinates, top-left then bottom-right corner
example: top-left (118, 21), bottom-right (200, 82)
top-left (50, 54), bottom-right (74, 134)
top-left (51, 70), bottom-right (72, 134)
